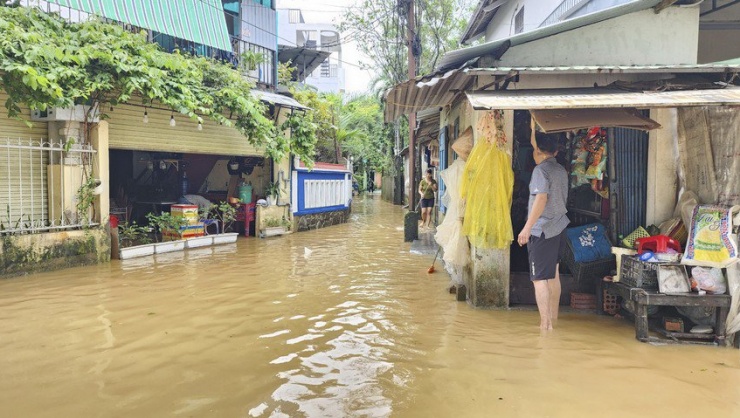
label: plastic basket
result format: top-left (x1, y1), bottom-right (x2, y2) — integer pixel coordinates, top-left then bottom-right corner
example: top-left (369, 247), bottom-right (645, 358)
top-left (561, 239), bottom-right (617, 284)
top-left (619, 255), bottom-right (660, 290)
top-left (621, 226), bottom-right (650, 249)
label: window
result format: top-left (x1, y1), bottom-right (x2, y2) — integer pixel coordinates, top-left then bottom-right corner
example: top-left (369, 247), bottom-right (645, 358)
top-left (289, 9), bottom-right (301, 24)
top-left (514, 6), bottom-right (525, 34)
top-left (252, 0), bottom-right (273, 10)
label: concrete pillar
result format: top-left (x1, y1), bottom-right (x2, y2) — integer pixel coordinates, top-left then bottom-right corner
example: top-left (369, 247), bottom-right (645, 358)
top-left (645, 109), bottom-right (678, 226)
top-left (90, 121), bottom-right (110, 224)
top-left (464, 109), bottom-right (514, 308)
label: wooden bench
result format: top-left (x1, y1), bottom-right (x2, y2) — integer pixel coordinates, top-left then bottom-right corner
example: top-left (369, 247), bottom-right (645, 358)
top-left (601, 281), bottom-right (731, 345)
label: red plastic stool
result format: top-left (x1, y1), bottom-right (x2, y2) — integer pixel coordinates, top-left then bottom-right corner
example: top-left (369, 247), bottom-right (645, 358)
top-left (636, 235), bottom-right (681, 254)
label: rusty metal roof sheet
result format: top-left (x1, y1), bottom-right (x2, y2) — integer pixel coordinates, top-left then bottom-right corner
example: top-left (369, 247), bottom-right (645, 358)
top-left (466, 87), bottom-right (740, 110)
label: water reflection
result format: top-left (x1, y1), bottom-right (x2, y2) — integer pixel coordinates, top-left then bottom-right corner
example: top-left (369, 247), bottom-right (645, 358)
top-left (0, 197), bottom-right (739, 418)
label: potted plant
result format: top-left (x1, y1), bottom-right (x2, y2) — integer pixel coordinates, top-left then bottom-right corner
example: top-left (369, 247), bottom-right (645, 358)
top-left (265, 181), bottom-right (280, 206)
top-left (211, 201), bottom-right (239, 244)
top-left (240, 50), bottom-right (264, 79)
top-left (118, 222), bottom-right (154, 259)
top-left (146, 212), bottom-right (187, 253)
top-left (261, 216), bottom-right (286, 237)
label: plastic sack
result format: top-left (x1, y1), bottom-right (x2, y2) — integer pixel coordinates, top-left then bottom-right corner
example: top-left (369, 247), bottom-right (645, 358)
top-left (460, 140), bottom-right (514, 249)
top-left (691, 266), bottom-right (727, 294)
top-left (434, 159), bottom-right (470, 267)
top-left (682, 205), bottom-right (740, 268)
top-left (724, 263), bottom-right (740, 334)
top-left (451, 127), bottom-right (474, 161)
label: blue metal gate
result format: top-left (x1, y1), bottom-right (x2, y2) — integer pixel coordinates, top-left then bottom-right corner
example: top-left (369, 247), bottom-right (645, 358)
top-left (610, 127), bottom-right (650, 239)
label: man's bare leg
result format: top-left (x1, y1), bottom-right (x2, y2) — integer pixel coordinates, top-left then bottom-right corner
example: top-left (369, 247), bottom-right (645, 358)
top-left (549, 266), bottom-right (562, 325)
top-left (533, 280), bottom-right (552, 330)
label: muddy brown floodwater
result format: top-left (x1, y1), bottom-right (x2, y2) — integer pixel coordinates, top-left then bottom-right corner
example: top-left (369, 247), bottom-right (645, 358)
top-left (1, 197), bottom-right (740, 417)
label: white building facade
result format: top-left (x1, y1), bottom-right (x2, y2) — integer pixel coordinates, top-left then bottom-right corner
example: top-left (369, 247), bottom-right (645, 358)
top-left (277, 8), bottom-right (346, 93)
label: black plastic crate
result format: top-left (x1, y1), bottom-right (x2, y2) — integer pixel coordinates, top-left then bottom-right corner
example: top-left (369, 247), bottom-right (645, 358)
top-left (560, 238), bottom-right (616, 287)
top-left (619, 255), bottom-right (660, 290)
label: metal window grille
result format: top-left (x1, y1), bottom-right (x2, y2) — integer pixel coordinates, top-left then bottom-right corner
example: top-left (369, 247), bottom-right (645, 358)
top-left (0, 138), bottom-right (97, 235)
top-left (289, 9), bottom-right (301, 24)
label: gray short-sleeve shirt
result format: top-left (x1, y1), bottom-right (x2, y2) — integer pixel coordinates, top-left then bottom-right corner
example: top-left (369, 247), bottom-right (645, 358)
top-left (528, 158), bottom-right (569, 238)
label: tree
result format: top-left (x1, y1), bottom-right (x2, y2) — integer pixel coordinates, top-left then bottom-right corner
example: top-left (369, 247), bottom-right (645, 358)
top-left (0, 6), bottom-right (314, 164)
top-left (341, 0), bottom-right (476, 94)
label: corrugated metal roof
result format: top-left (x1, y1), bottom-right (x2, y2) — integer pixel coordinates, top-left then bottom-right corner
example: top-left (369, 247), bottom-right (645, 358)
top-left (252, 90), bottom-right (310, 111)
top-left (384, 67), bottom-right (474, 122)
top-left (383, 62), bottom-right (740, 122)
top-left (466, 87), bottom-right (740, 110)
top-left (465, 62), bottom-right (740, 75)
top-left (437, 0), bottom-right (665, 72)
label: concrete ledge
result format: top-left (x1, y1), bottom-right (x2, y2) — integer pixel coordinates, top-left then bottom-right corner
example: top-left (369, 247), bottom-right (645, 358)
top-left (295, 209), bottom-right (350, 232)
top-left (0, 228), bottom-right (110, 278)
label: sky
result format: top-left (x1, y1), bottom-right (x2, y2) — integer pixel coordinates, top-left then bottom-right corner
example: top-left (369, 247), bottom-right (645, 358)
top-left (276, 0), bottom-right (375, 93)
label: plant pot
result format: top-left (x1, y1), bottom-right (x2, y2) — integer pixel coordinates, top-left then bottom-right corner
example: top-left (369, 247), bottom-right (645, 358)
top-left (186, 235), bottom-right (213, 248)
top-left (154, 240), bottom-right (186, 254)
top-left (261, 227), bottom-right (286, 238)
top-left (119, 243), bottom-right (155, 259)
top-left (266, 196), bottom-right (275, 206)
top-left (213, 232), bottom-right (239, 245)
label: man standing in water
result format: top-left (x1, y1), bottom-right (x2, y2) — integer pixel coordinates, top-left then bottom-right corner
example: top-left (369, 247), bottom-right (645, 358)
top-left (418, 168), bottom-right (438, 230)
top-left (517, 132), bottom-right (569, 330)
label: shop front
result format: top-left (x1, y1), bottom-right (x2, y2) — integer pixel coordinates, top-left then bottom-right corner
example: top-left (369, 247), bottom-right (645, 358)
top-left (105, 93), bottom-right (306, 252)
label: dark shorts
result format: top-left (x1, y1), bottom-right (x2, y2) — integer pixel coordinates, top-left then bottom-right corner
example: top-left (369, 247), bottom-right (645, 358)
top-left (527, 230), bottom-right (566, 281)
top-left (420, 198), bottom-right (435, 209)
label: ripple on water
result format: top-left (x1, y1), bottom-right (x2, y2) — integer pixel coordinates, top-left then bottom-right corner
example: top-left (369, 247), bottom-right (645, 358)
top-left (1, 198), bottom-right (740, 418)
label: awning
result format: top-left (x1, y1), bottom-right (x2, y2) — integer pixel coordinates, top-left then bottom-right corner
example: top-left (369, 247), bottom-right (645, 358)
top-left (252, 90), bottom-right (310, 111)
top-left (416, 108), bottom-right (441, 144)
top-left (278, 46), bottom-right (331, 82)
top-left (45, 0), bottom-right (232, 52)
top-left (466, 87), bottom-right (740, 110)
top-left (531, 108), bottom-right (661, 133)
top-left (384, 67), bottom-right (474, 122)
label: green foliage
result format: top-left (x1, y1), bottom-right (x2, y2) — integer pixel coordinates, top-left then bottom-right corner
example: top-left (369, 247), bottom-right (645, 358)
top-left (263, 216), bottom-right (282, 228)
top-left (75, 175), bottom-right (97, 225)
top-left (280, 111), bottom-right (317, 168)
top-left (265, 181), bottom-right (281, 198)
top-left (0, 7), bottom-right (315, 164)
top-left (240, 50), bottom-right (265, 71)
top-left (145, 212), bottom-right (187, 242)
top-left (210, 201), bottom-right (236, 233)
top-left (341, 0), bottom-right (476, 93)
top-left (118, 221), bottom-right (151, 248)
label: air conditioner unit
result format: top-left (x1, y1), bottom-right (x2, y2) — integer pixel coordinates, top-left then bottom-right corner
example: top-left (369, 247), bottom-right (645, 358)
top-left (30, 104), bottom-right (100, 123)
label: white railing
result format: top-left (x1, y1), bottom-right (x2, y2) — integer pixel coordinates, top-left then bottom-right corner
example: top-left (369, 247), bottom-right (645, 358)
top-left (304, 179), bottom-right (347, 209)
top-left (0, 138), bottom-right (97, 235)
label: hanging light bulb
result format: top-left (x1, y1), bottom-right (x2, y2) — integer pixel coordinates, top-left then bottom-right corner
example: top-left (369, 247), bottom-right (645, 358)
top-left (169, 112), bottom-right (176, 127)
top-left (159, 160), bottom-right (167, 171)
top-left (143, 108), bottom-right (149, 124)
top-left (146, 160), bottom-right (154, 171)
top-left (197, 117), bottom-right (203, 131)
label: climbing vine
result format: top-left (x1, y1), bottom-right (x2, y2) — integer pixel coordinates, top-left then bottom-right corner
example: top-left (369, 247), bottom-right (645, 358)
top-left (0, 6), bottom-right (315, 164)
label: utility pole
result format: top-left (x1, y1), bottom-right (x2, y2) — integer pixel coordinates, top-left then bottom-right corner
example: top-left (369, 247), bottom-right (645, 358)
top-left (407, 0), bottom-right (417, 211)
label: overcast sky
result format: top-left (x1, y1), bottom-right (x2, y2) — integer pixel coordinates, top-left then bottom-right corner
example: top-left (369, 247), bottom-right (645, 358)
top-left (276, 0), bottom-right (375, 93)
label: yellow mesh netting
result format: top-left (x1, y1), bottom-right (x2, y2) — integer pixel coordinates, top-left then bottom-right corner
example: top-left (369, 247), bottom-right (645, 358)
top-left (461, 140), bottom-right (514, 249)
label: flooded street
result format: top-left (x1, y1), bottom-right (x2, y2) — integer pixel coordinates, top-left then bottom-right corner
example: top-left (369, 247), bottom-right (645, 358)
top-left (1, 197), bottom-right (740, 418)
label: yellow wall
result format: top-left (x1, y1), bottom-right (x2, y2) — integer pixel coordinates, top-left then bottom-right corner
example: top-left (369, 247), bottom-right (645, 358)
top-left (107, 103), bottom-right (263, 156)
top-left (0, 93), bottom-right (48, 138)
